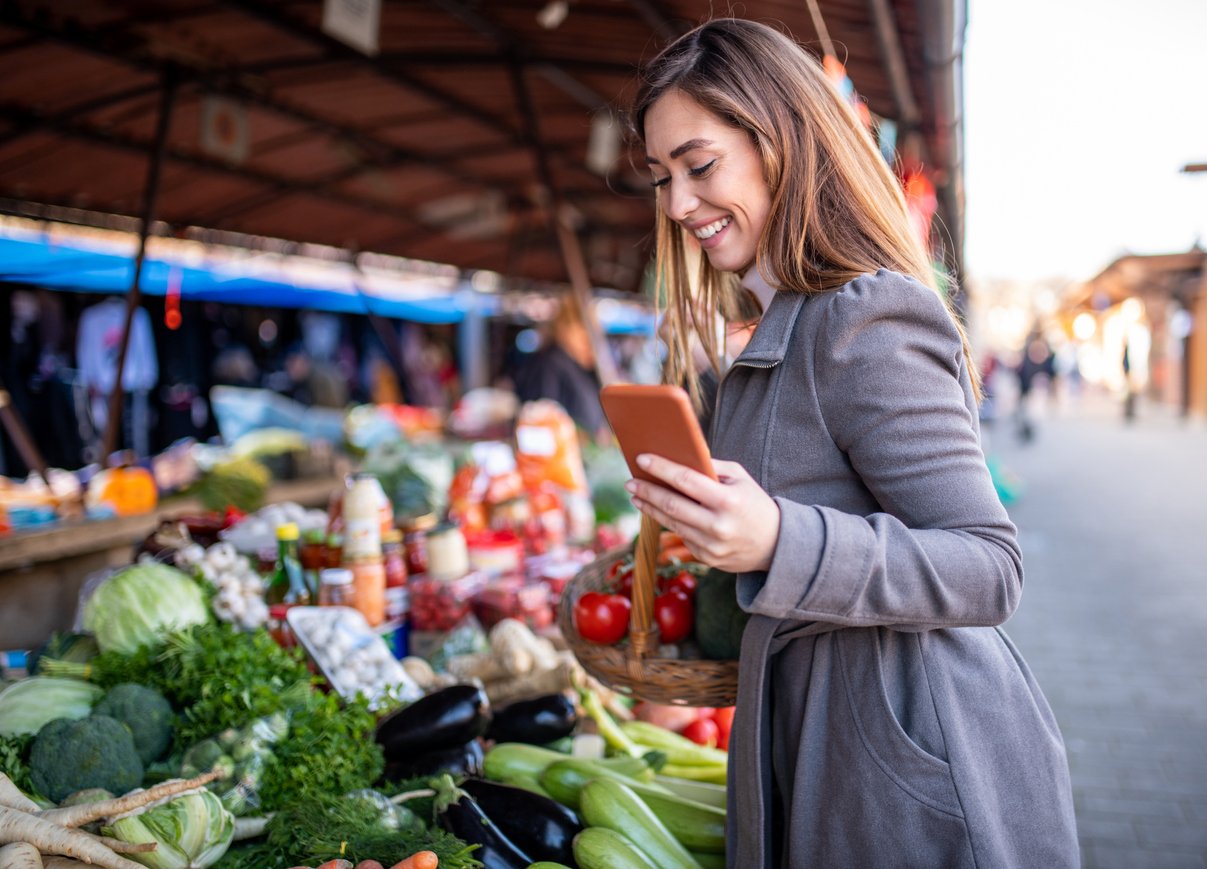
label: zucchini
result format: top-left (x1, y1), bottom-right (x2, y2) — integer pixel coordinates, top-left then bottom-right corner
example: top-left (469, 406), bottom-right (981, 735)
top-left (659, 762), bottom-right (727, 785)
top-left (485, 742), bottom-right (654, 785)
top-left (579, 778), bottom-right (702, 869)
top-left (689, 850), bottom-right (727, 869)
top-left (620, 722), bottom-right (729, 767)
top-left (654, 775), bottom-right (727, 809)
top-left (541, 758), bottom-right (672, 810)
top-left (572, 827), bottom-right (657, 869)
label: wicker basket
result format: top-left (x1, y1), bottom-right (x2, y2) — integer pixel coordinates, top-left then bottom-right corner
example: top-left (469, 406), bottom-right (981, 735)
top-left (558, 515), bottom-right (739, 707)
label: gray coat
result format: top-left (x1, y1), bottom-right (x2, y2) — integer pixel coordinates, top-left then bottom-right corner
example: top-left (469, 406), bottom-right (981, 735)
top-left (713, 271), bottom-right (1078, 868)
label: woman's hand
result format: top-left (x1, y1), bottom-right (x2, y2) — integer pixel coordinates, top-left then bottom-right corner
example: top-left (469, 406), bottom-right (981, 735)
top-left (625, 454), bottom-right (780, 573)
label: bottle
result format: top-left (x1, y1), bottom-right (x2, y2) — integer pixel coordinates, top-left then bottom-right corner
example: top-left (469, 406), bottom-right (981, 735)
top-left (318, 568), bottom-right (358, 608)
top-left (266, 523), bottom-right (311, 606)
top-left (343, 474), bottom-right (388, 561)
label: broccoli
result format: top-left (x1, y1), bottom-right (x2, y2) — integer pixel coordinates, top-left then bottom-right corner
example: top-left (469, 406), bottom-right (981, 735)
top-left (29, 715), bottom-right (144, 803)
top-left (93, 682), bottom-right (175, 764)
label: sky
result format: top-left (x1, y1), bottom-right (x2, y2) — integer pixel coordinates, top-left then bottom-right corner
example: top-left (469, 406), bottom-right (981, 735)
top-left (963, 0), bottom-right (1207, 282)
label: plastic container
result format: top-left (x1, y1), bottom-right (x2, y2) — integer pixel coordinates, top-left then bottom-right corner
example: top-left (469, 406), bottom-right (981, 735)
top-left (465, 529), bottom-right (525, 577)
top-left (426, 521), bottom-right (470, 581)
top-left (286, 606), bottom-right (421, 710)
top-left (408, 571), bottom-right (488, 632)
top-left (472, 576), bottom-right (553, 630)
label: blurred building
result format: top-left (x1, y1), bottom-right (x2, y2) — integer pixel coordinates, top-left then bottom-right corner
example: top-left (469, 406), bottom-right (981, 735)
top-left (1060, 247), bottom-right (1206, 417)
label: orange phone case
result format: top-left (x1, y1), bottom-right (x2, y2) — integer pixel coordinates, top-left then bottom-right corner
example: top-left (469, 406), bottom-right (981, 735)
top-left (599, 384), bottom-right (717, 486)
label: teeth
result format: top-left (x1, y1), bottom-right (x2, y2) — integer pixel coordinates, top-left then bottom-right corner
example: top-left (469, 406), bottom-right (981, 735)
top-left (694, 217), bottom-right (730, 239)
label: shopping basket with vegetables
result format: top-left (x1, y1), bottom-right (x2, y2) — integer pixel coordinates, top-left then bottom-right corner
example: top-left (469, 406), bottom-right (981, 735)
top-left (558, 516), bottom-right (740, 706)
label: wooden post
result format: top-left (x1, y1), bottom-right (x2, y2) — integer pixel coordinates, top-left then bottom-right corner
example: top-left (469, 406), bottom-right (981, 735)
top-left (507, 59), bottom-right (620, 386)
top-left (100, 68), bottom-right (179, 460)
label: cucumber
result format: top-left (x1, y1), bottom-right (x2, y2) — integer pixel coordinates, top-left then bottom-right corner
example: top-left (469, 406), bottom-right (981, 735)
top-left (654, 775), bottom-right (727, 809)
top-left (541, 758), bottom-right (672, 809)
top-left (659, 761), bottom-right (728, 785)
top-left (579, 777), bottom-right (702, 869)
top-left (573, 827), bottom-right (658, 869)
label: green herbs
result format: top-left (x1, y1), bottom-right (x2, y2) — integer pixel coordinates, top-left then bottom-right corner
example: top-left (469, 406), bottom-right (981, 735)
top-left (259, 691), bottom-right (383, 811)
top-left (0, 732), bottom-right (37, 796)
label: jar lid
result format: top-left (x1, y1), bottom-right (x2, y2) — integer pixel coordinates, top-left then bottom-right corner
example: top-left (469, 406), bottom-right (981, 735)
top-left (320, 567), bottom-right (354, 585)
top-left (276, 522), bottom-right (299, 540)
top-left (383, 529), bottom-right (403, 544)
top-left (268, 604), bottom-right (292, 619)
top-left (400, 512), bottom-right (438, 532)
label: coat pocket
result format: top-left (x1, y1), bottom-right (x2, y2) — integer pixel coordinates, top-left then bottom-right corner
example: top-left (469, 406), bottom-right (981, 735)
top-left (836, 629), bottom-right (964, 817)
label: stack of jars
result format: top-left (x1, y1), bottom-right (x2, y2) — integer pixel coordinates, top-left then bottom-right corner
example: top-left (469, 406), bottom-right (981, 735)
top-left (319, 473), bottom-right (400, 629)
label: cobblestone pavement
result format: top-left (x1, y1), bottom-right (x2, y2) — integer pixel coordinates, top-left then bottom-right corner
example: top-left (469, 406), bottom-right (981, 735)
top-left (987, 390), bottom-right (1207, 869)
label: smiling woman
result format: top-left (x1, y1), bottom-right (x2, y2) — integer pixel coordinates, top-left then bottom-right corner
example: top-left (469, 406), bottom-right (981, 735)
top-left (623, 17), bottom-right (1079, 869)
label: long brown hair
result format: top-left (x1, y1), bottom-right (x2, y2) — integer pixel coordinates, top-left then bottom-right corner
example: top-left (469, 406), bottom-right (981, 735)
top-left (632, 18), bottom-right (980, 399)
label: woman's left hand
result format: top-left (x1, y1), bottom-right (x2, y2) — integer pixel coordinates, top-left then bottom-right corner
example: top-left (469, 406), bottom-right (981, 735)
top-left (625, 454), bottom-right (780, 573)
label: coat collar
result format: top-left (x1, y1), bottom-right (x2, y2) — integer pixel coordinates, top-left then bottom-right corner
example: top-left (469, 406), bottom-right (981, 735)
top-left (732, 288), bottom-right (808, 366)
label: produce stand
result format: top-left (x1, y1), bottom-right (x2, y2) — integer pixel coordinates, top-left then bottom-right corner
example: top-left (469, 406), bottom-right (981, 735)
top-left (0, 475), bottom-right (340, 650)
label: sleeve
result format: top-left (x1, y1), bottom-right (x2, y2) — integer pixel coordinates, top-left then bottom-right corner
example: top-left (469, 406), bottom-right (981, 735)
top-left (741, 271), bottom-right (1023, 630)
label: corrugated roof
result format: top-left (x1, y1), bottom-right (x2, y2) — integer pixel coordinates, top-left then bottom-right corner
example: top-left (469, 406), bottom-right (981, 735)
top-left (0, 0), bottom-right (963, 288)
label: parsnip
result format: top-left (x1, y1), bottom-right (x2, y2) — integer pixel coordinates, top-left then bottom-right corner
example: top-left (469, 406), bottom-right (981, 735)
top-left (37, 771), bottom-right (219, 828)
top-left (0, 841), bottom-right (42, 869)
top-left (0, 806), bottom-right (143, 869)
top-left (0, 779), bottom-right (39, 814)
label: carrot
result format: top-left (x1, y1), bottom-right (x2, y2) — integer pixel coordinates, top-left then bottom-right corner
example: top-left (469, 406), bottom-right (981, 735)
top-left (354, 862), bottom-right (385, 869)
top-left (390, 851), bottom-right (438, 869)
top-left (0, 841), bottom-right (43, 869)
top-left (0, 805), bottom-right (143, 869)
top-left (315, 860), bottom-right (352, 869)
top-left (38, 771), bottom-right (220, 828)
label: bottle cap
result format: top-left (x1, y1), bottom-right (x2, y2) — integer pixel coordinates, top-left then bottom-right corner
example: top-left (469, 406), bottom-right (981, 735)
top-left (276, 522), bottom-right (300, 540)
top-left (320, 568), bottom-right (354, 586)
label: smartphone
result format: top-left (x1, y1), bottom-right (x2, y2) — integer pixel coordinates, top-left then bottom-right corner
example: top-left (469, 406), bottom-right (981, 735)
top-left (599, 384), bottom-right (717, 488)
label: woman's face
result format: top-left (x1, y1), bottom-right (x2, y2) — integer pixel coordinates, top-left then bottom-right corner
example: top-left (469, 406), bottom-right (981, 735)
top-left (644, 89), bottom-right (772, 274)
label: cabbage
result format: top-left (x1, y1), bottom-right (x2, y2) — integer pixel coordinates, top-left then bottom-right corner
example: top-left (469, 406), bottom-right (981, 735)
top-left (84, 563), bottom-right (211, 655)
top-left (0, 676), bottom-right (102, 736)
top-left (105, 787), bottom-right (234, 869)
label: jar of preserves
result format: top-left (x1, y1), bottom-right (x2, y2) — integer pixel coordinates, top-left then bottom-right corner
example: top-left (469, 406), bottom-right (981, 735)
top-left (400, 512), bottom-right (437, 576)
top-left (318, 567), bottom-right (358, 608)
top-left (348, 557), bottom-right (386, 627)
top-left (382, 529), bottom-right (408, 588)
top-left (426, 521), bottom-right (469, 581)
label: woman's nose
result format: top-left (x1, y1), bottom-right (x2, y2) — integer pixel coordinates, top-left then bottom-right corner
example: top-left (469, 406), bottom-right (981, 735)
top-left (663, 180), bottom-right (698, 223)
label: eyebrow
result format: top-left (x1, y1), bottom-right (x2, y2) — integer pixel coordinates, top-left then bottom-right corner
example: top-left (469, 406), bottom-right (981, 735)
top-left (645, 138), bottom-right (715, 165)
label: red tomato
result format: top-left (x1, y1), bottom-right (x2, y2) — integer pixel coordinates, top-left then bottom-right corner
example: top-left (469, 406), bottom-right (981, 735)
top-left (607, 560), bottom-right (635, 595)
top-left (659, 570), bottom-right (698, 596)
top-left (681, 716), bottom-right (720, 748)
top-left (573, 591), bottom-right (632, 645)
top-left (653, 588), bottom-right (694, 644)
top-left (712, 706), bottom-right (735, 751)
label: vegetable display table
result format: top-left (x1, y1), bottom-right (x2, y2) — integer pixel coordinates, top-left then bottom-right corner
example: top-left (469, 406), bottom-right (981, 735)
top-left (0, 475), bottom-right (339, 650)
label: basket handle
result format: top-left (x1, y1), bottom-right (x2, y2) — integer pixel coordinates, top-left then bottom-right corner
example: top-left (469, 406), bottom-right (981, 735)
top-left (627, 513), bottom-right (661, 678)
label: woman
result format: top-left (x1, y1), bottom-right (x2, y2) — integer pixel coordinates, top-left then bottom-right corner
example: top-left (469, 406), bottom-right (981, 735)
top-left (623, 19), bottom-right (1078, 868)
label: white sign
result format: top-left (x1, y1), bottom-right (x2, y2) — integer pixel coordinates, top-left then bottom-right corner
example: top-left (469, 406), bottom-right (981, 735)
top-left (200, 96), bottom-right (249, 165)
top-left (322, 0), bottom-right (381, 56)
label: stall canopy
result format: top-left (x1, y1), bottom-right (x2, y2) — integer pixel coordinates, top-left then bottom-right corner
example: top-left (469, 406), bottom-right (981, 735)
top-left (0, 0), bottom-right (967, 290)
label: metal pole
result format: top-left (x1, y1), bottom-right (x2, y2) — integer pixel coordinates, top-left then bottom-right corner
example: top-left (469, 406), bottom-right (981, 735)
top-left (100, 67), bottom-right (179, 460)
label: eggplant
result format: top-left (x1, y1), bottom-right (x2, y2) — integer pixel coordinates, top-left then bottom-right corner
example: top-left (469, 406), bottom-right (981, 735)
top-left (433, 775), bottom-right (533, 869)
top-left (376, 684), bottom-right (490, 760)
top-left (461, 777), bottom-right (582, 867)
top-left (380, 738), bottom-right (484, 782)
top-left (485, 693), bottom-right (578, 745)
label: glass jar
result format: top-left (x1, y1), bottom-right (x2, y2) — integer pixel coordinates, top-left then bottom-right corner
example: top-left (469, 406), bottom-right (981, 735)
top-left (324, 533), bottom-right (344, 569)
top-left (382, 529), bottom-right (408, 588)
top-left (318, 568), bottom-right (358, 608)
top-left (349, 557), bottom-right (386, 627)
top-left (400, 512), bottom-right (437, 577)
top-left (426, 521), bottom-right (470, 581)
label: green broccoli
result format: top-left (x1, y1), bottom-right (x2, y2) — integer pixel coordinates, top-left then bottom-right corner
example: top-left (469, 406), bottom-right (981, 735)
top-left (29, 715), bottom-right (144, 803)
top-left (93, 682), bottom-right (175, 764)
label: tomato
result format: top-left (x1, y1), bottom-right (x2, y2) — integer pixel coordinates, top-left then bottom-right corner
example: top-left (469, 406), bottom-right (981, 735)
top-left (573, 591), bottom-right (632, 645)
top-left (607, 560), bottom-right (635, 595)
top-left (659, 570), bottom-right (698, 596)
top-left (711, 706), bottom-right (735, 751)
top-left (681, 716), bottom-right (720, 748)
top-left (653, 588), bottom-right (694, 644)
